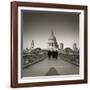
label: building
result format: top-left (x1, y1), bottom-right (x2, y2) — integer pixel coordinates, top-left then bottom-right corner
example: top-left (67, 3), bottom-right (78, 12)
top-left (60, 43), bottom-right (64, 50)
top-left (73, 43), bottom-right (79, 52)
top-left (48, 31), bottom-right (58, 51)
top-left (30, 40), bottom-right (34, 50)
top-left (59, 43), bottom-right (64, 53)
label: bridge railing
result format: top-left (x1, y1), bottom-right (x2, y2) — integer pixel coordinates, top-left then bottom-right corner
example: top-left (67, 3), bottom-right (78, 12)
top-left (23, 51), bottom-right (48, 68)
top-left (59, 53), bottom-right (79, 66)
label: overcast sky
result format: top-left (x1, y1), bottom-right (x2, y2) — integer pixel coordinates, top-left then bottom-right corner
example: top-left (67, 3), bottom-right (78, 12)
top-left (22, 10), bottom-right (79, 49)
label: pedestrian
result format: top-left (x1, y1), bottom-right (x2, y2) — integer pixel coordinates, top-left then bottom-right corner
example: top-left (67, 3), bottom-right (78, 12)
top-left (55, 50), bottom-right (58, 59)
top-left (52, 50), bottom-right (55, 59)
top-left (48, 50), bottom-right (51, 60)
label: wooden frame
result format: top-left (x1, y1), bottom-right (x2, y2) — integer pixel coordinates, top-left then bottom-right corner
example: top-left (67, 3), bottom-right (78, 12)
top-left (11, 1), bottom-right (88, 88)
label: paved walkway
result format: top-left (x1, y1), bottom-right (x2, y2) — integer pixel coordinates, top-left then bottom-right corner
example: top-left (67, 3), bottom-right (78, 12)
top-left (23, 56), bottom-right (79, 77)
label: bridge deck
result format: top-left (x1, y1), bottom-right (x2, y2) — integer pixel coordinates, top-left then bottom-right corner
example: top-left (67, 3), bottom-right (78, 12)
top-left (23, 56), bottom-right (79, 77)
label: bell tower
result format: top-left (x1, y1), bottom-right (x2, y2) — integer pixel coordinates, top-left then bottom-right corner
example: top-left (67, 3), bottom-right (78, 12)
top-left (30, 40), bottom-right (34, 50)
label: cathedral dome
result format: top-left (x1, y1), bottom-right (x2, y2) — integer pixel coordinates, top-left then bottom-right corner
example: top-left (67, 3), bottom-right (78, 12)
top-left (48, 32), bottom-right (56, 41)
top-left (48, 31), bottom-right (58, 50)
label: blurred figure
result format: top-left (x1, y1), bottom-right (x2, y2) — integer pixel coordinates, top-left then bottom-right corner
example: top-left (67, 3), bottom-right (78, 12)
top-left (55, 50), bottom-right (58, 59)
top-left (48, 50), bottom-right (51, 60)
top-left (52, 50), bottom-right (58, 60)
top-left (52, 50), bottom-right (55, 59)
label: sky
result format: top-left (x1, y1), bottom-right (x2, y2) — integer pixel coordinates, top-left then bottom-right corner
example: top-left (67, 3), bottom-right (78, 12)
top-left (22, 10), bottom-right (79, 49)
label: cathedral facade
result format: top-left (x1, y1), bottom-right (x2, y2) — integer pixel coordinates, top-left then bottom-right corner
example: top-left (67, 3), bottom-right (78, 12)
top-left (48, 32), bottom-right (59, 51)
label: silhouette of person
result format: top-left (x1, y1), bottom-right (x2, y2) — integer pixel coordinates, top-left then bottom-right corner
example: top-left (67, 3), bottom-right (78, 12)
top-left (48, 50), bottom-right (51, 60)
top-left (55, 50), bottom-right (58, 59)
top-left (52, 50), bottom-right (54, 59)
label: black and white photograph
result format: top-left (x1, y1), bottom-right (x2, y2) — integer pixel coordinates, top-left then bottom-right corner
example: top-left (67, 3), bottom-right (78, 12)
top-left (22, 9), bottom-right (80, 77)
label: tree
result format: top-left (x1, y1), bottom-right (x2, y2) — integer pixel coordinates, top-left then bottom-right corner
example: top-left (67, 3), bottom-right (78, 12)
top-left (64, 48), bottom-right (73, 55)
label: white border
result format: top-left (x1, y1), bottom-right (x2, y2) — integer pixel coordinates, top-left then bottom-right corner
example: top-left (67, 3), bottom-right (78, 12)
top-left (18, 6), bottom-right (84, 83)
